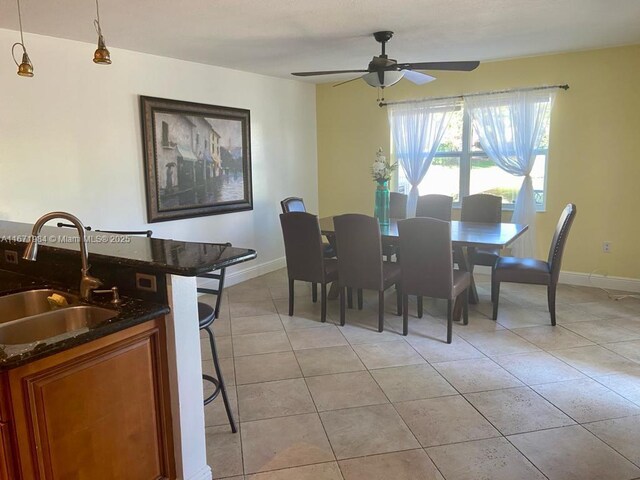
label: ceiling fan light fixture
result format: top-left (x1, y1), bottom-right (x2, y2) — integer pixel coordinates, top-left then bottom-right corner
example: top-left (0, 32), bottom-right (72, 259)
top-left (362, 70), bottom-right (404, 88)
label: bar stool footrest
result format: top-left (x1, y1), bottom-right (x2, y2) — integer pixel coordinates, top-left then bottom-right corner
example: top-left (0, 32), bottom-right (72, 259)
top-left (203, 374), bottom-right (222, 405)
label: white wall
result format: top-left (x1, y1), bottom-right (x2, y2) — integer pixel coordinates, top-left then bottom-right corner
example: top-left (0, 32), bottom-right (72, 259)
top-left (0, 29), bottom-right (318, 282)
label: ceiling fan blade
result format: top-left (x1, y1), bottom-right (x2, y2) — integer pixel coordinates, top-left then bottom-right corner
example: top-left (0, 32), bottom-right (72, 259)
top-left (397, 61), bottom-right (480, 72)
top-left (291, 69), bottom-right (368, 77)
top-left (332, 76), bottom-right (364, 88)
top-left (402, 70), bottom-right (436, 85)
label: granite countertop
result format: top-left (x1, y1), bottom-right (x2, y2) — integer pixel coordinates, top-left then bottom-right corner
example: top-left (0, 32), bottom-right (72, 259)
top-left (0, 220), bottom-right (257, 276)
top-left (0, 270), bottom-right (170, 371)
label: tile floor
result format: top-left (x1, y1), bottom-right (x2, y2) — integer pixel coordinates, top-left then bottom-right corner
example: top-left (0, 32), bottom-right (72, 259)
top-left (202, 268), bottom-right (640, 480)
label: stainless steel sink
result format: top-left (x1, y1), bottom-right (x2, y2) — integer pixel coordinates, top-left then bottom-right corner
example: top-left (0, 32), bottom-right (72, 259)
top-left (0, 306), bottom-right (117, 345)
top-left (0, 289), bottom-right (78, 324)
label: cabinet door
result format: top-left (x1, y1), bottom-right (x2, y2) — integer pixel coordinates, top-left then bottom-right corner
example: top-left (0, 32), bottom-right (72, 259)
top-left (0, 422), bottom-right (13, 480)
top-left (9, 319), bottom-right (174, 480)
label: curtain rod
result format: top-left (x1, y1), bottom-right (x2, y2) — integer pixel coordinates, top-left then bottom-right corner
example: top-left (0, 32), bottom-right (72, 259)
top-left (378, 84), bottom-right (569, 108)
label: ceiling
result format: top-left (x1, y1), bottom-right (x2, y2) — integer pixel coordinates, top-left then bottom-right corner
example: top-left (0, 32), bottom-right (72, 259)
top-left (1, 0), bottom-right (639, 83)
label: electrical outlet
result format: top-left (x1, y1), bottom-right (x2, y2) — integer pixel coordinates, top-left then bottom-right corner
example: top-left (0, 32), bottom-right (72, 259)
top-left (4, 250), bottom-right (18, 264)
top-left (603, 241), bottom-right (612, 253)
top-left (136, 273), bottom-right (158, 292)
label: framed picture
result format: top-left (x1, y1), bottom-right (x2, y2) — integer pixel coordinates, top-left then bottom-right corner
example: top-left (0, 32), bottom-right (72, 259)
top-left (140, 96), bottom-right (253, 223)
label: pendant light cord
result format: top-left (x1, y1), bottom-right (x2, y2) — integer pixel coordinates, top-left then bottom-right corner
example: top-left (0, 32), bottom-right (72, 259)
top-left (16, 0), bottom-right (25, 46)
top-left (94, 0), bottom-right (103, 36)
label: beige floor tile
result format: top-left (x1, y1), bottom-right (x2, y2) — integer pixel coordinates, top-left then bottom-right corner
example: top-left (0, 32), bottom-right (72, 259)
top-left (407, 334), bottom-right (486, 363)
top-left (492, 351), bottom-right (586, 385)
top-left (562, 320), bottom-right (640, 344)
top-left (232, 314), bottom-right (284, 336)
top-left (573, 301), bottom-right (640, 320)
top-left (213, 335), bottom-right (234, 359)
top-left (607, 317), bottom-right (640, 336)
top-left (532, 378), bottom-right (640, 423)
top-left (213, 316), bottom-right (232, 337)
top-left (294, 345), bottom-right (365, 377)
top-left (508, 425), bottom-right (640, 480)
top-left (433, 358), bottom-right (523, 393)
top-left (231, 300), bottom-right (278, 319)
top-left (237, 378), bottom-right (315, 422)
top-left (370, 364), bottom-right (456, 402)
top-left (206, 425), bottom-right (243, 479)
top-left (234, 352), bottom-right (302, 385)
top-left (352, 341), bottom-right (425, 370)
top-left (463, 330), bottom-right (541, 356)
top-left (549, 345), bottom-right (640, 377)
top-left (203, 357), bottom-right (236, 386)
top-left (584, 415), bottom-right (640, 466)
top-left (205, 387), bottom-right (238, 428)
top-left (274, 297), bottom-right (330, 321)
top-left (493, 305), bottom-right (550, 329)
top-left (320, 404), bottom-right (419, 459)
top-left (596, 373), bottom-right (640, 405)
top-left (339, 449), bottom-right (443, 480)
top-left (287, 325), bottom-right (348, 350)
top-left (306, 371), bottom-right (388, 411)
top-left (280, 313), bottom-right (336, 331)
top-left (233, 331), bottom-right (291, 357)
top-left (455, 315), bottom-right (507, 337)
top-left (546, 303), bottom-right (604, 323)
top-left (395, 395), bottom-right (499, 447)
top-left (227, 284), bottom-right (273, 304)
top-left (268, 283), bottom-right (312, 301)
top-left (510, 325), bottom-right (594, 350)
top-left (602, 339), bottom-right (640, 363)
top-left (426, 437), bottom-right (545, 480)
top-left (337, 322), bottom-right (404, 345)
top-left (245, 462), bottom-right (342, 480)
top-left (465, 386), bottom-right (575, 435)
top-left (241, 413), bottom-right (334, 474)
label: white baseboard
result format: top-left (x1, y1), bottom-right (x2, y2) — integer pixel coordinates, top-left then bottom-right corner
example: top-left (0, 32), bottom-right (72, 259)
top-left (183, 465), bottom-right (212, 480)
top-left (197, 256), bottom-right (286, 290)
top-left (473, 265), bottom-right (640, 293)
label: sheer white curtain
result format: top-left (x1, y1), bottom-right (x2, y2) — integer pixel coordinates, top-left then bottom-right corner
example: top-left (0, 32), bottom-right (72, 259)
top-left (388, 99), bottom-right (457, 217)
top-left (465, 91), bottom-right (556, 257)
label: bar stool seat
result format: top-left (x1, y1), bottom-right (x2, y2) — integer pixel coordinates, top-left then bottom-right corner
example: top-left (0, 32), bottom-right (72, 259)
top-left (199, 301), bottom-right (237, 433)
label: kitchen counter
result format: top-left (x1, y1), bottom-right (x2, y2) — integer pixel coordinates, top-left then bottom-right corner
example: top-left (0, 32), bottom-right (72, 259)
top-left (0, 269), bottom-right (170, 370)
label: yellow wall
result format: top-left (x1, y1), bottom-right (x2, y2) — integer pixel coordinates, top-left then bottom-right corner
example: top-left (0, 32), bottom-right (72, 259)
top-left (316, 44), bottom-right (640, 279)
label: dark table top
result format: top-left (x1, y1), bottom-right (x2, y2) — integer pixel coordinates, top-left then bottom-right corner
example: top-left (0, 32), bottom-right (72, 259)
top-left (319, 217), bottom-right (529, 248)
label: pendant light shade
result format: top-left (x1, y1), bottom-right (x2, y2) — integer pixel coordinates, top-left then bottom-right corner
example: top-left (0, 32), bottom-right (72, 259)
top-left (93, 0), bottom-right (111, 64)
top-left (12, 0), bottom-right (33, 77)
top-left (362, 71), bottom-right (404, 88)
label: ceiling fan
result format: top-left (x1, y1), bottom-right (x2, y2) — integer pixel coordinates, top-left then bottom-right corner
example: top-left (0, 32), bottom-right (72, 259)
top-left (292, 31), bottom-right (480, 89)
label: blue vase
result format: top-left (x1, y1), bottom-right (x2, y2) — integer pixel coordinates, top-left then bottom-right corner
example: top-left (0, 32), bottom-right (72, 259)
top-left (374, 180), bottom-right (390, 227)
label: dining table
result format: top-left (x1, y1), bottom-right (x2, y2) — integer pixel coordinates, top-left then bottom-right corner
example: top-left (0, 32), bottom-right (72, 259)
top-left (318, 216), bottom-right (529, 318)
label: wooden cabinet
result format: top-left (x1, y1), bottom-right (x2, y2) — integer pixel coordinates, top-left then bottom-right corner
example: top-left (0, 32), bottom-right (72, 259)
top-left (1, 318), bottom-right (175, 480)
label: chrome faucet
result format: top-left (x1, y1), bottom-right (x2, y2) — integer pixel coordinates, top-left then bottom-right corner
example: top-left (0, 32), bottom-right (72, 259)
top-left (22, 211), bottom-right (103, 301)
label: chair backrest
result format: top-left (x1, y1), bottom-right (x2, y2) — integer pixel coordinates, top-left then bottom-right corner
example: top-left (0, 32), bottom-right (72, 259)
top-left (547, 204), bottom-right (577, 283)
top-left (415, 194), bottom-right (453, 221)
top-left (398, 217), bottom-right (454, 299)
top-left (279, 212), bottom-right (325, 282)
top-left (390, 192), bottom-right (408, 219)
top-left (461, 194), bottom-right (502, 223)
top-left (334, 214), bottom-right (383, 291)
top-left (281, 197), bottom-right (306, 213)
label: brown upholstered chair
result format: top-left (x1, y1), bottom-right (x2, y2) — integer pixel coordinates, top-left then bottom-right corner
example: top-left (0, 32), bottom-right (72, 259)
top-left (461, 194), bottom-right (503, 268)
top-left (280, 212), bottom-right (338, 323)
top-left (415, 194), bottom-right (453, 221)
top-left (334, 214), bottom-right (402, 332)
top-left (390, 192), bottom-right (408, 219)
top-left (492, 204), bottom-right (577, 325)
top-left (398, 217), bottom-right (470, 343)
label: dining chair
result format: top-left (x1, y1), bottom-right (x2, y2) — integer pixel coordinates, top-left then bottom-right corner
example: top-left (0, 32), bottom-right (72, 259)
top-left (492, 203), bottom-right (577, 325)
top-left (280, 196), bottom-right (306, 213)
top-left (398, 217), bottom-right (470, 343)
top-left (390, 192), bottom-right (408, 219)
top-left (460, 193), bottom-right (503, 269)
top-left (280, 212), bottom-right (338, 323)
top-left (334, 214), bottom-right (402, 332)
top-left (415, 194), bottom-right (453, 221)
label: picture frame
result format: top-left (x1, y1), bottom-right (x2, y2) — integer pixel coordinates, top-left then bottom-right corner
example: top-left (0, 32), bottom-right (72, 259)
top-left (140, 95), bottom-right (253, 223)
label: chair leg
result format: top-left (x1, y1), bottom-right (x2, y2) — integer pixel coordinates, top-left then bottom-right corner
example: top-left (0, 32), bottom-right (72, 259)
top-left (402, 294), bottom-right (409, 336)
top-left (339, 287), bottom-right (346, 326)
top-left (492, 281), bottom-right (500, 321)
top-left (548, 284), bottom-right (557, 326)
top-left (446, 300), bottom-right (453, 344)
top-left (206, 326), bottom-right (237, 433)
top-left (321, 283), bottom-right (327, 323)
top-left (378, 291), bottom-right (385, 333)
top-left (417, 296), bottom-right (423, 319)
top-left (463, 288), bottom-right (469, 326)
top-left (396, 283), bottom-right (402, 316)
top-left (312, 283), bottom-right (318, 303)
top-left (288, 278), bottom-right (294, 316)
top-left (347, 287), bottom-right (353, 309)
top-left (357, 288), bottom-right (363, 310)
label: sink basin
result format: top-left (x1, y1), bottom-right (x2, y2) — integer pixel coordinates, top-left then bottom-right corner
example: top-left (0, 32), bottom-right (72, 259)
top-left (0, 306), bottom-right (117, 345)
top-left (0, 289), bottom-right (78, 324)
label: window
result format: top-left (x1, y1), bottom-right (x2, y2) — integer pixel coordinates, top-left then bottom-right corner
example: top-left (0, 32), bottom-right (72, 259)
top-left (397, 106), bottom-right (549, 210)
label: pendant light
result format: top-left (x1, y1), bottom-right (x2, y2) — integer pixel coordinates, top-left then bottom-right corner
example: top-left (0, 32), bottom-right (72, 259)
top-left (11, 0), bottom-right (33, 77)
top-left (93, 0), bottom-right (111, 64)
